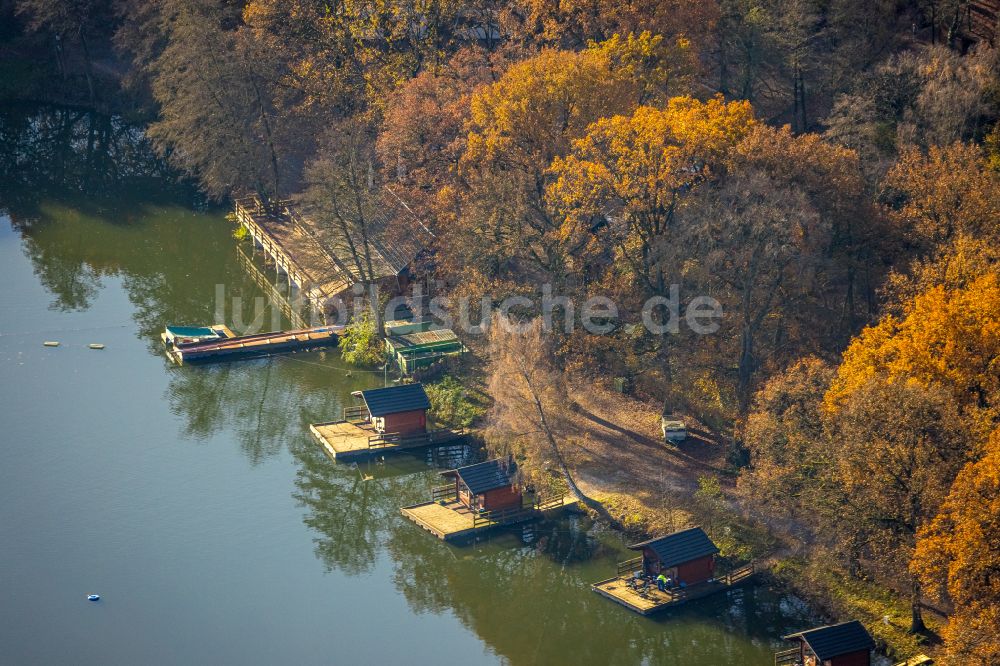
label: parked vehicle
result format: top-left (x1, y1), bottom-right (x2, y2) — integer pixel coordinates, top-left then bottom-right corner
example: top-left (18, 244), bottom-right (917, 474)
top-left (661, 418), bottom-right (688, 444)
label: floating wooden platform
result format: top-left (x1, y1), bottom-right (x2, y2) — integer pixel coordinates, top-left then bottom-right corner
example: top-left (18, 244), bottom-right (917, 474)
top-left (166, 325), bottom-right (341, 365)
top-left (400, 500), bottom-right (507, 541)
top-left (592, 563), bottom-right (756, 615)
top-left (309, 420), bottom-right (465, 462)
top-left (310, 421), bottom-right (378, 460)
top-left (401, 495), bottom-right (577, 542)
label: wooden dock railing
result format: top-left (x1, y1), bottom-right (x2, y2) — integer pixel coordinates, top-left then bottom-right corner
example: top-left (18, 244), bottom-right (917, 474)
top-left (233, 198), bottom-right (314, 291)
top-left (343, 405), bottom-right (370, 423)
top-left (722, 561), bottom-right (755, 585)
top-left (472, 505), bottom-right (533, 529)
top-left (774, 647), bottom-right (800, 666)
top-left (534, 493), bottom-right (567, 511)
top-left (368, 427), bottom-right (465, 449)
top-left (432, 484), bottom-right (458, 502)
top-left (616, 556), bottom-right (644, 577)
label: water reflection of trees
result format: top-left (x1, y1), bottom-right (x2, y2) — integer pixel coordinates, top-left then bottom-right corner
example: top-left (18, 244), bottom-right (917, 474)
top-left (0, 103), bottom-right (210, 314)
top-left (1, 104), bottom-right (817, 664)
top-left (292, 441), bottom-right (403, 576)
top-left (165, 354), bottom-right (377, 464)
top-left (0, 104), bottom-right (383, 465)
top-left (291, 442), bottom-right (480, 576)
top-left (0, 103), bottom-right (173, 210)
top-left (292, 443), bottom-right (816, 665)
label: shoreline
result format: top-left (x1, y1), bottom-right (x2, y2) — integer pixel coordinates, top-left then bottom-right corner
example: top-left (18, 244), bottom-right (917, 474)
top-left (454, 370), bottom-right (939, 662)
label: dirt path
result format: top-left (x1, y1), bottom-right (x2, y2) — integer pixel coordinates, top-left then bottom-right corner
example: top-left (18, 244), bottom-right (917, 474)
top-left (562, 383), bottom-right (733, 503)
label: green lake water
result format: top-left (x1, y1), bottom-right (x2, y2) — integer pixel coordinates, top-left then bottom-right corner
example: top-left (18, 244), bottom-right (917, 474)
top-left (0, 103), bottom-right (818, 665)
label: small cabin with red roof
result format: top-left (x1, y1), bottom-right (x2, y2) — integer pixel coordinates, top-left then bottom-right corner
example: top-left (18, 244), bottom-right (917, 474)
top-left (629, 527), bottom-right (720, 585)
top-left (780, 620), bottom-right (875, 666)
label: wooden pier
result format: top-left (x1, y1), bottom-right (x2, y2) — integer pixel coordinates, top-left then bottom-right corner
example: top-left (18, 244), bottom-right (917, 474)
top-left (309, 419), bottom-right (465, 462)
top-left (236, 245), bottom-right (315, 329)
top-left (233, 197), bottom-right (353, 307)
top-left (232, 194), bottom-right (433, 312)
top-left (166, 325), bottom-right (342, 365)
top-left (591, 561), bottom-right (756, 615)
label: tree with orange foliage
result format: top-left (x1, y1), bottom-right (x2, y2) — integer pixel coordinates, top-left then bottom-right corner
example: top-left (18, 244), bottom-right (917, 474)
top-left (912, 431), bottom-right (1000, 664)
top-left (378, 49), bottom-right (496, 198)
top-left (825, 271), bottom-right (1000, 426)
top-left (879, 141), bottom-right (1000, 309)
top-left (829, 377), bottom-right (971, 633)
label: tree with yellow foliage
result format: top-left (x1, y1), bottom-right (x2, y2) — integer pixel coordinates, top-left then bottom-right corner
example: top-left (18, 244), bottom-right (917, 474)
top-left (512, 0), bottom-right (719, 53)
top-left (546, 95), bottom-right (757, 301)
top-left (879, 141), bottom-right (1000, 310)
top-left (458, 37), bottom-right (690, 286)
top-left (825, 271), bottom-right (1000, 426)
top-left (912, 430), bottom-right (1000, 664)
top-left (547, 96), bottom-right (756, 351)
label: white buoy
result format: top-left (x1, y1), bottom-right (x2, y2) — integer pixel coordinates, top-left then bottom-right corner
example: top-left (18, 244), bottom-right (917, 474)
top-left (88, 344), bottom-right (105, 350)
top-left (87, 594), bottom-right (101, 601)
top-left (43, 341), bottom-right (60, 347)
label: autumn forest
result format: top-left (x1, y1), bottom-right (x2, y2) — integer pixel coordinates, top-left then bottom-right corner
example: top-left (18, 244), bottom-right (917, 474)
top-left (4, 0), bottom-right (1000, 663)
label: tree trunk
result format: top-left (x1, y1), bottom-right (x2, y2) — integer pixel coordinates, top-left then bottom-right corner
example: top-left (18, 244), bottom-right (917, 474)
top-left (523, 371), bottom-right (622, 529)
top-left (797, 65), bottom-right (808, 132)
top-left (367, 282), bottom-right (384, 339)
top-left (54, 34), bottom-right (66, 80)
top-left (242, 50), bottom-right (281, 198)
top-left (77, 26), bottom-right (96, 105)
top-left (737, 325), bottom-right (755, 415)
top-left (910, 577), bottom-right (926, 633)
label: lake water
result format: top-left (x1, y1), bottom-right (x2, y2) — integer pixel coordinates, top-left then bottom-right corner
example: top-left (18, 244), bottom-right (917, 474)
top-left (0, 104), bottom-right (817, 665)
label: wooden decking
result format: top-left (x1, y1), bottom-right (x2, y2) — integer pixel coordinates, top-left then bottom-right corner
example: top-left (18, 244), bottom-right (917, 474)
top-left (400, 500), bottom-right (502, 541)
top-left (233, 194), bottom-right (433, 310)
top-left (592, 563), bottom-right (757, 615)
top-left (309, 420), bottom-right (466, 462)
top-left (310, 420), bottom-right (378, 460)
top-left (401, 494), bottom-right (577, 542)
top-left (234, 197), bottom-right (355, 304)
